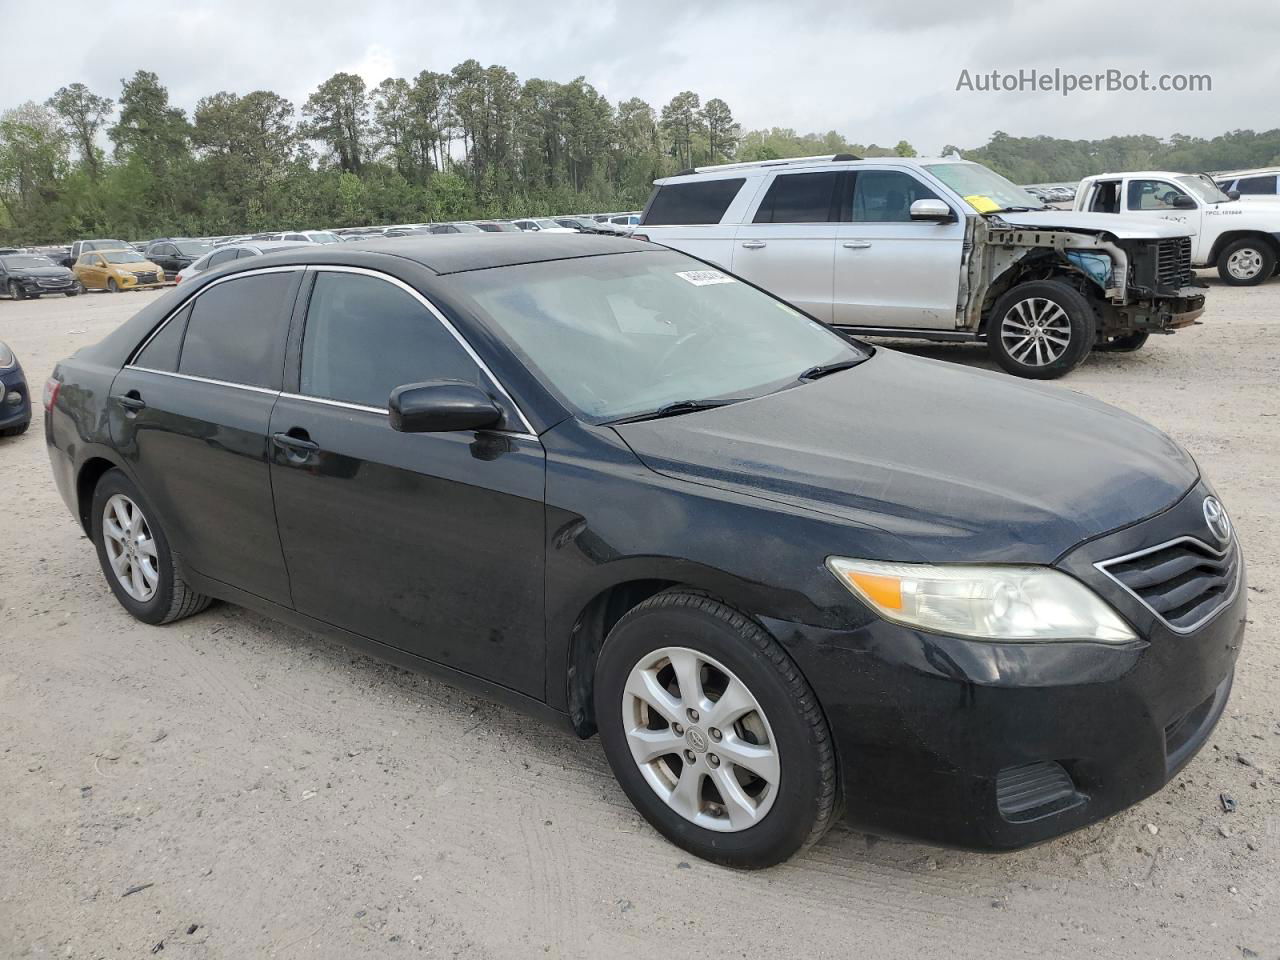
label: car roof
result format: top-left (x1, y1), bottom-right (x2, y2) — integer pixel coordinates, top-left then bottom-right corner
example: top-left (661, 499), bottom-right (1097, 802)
top-left (1081, 171), bottom-right (1211, 181)
top-left (653, 155), bottom-right (973, 185)
top-left (251, 233), bottom-right (646, 275)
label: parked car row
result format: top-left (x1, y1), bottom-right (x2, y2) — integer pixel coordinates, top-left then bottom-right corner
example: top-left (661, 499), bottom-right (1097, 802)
top-left (1024, 185), bottom-right (1078, 204)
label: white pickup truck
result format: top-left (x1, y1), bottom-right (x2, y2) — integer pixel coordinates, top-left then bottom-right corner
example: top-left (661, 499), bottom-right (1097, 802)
top-left (635, 156), bottom-right (1205, 379)
top-left (1075, 171), bottom-right (1280, 285)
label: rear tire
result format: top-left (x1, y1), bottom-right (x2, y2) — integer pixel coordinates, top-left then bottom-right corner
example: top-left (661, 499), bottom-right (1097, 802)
top-left (90, 469), bottom-right (213, 625)
top-left (1095, 330), bottom-right (1149, 353)
top-left (1217, 238), bottom-right (1275, 286)
top-left (987, 280), bottom-right (1095, 379)
top-left (594, 590), bottom-right (838, 868)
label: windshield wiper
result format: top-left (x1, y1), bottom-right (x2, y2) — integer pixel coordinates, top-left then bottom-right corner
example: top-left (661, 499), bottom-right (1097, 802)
top-left (992, 205), bottom-right (1050, 213)
top-left (798, 358), bottom-right (865, 381)
top-left (608, 398), bottom-right (744, 424)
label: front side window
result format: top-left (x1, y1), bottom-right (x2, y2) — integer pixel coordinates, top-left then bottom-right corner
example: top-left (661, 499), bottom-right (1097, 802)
top-left (753, 172), bottom-right (841, 223)
top-left (449, 250), bottom-right (866, 422)
top-left (849, 171), bottom-right (941, 222)
top-left (178, 271), bottom-right (296, 388)
top-left (642, 178), bottom-right (746, 226)
top-left (300, 272), bottom-right (481, 410)
top-left (1128, 179), bottom-right (1190, 210)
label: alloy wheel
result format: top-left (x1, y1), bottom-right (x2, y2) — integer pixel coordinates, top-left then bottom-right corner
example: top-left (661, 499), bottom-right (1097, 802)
top-left (1000, 297), bottom-right (1072, 367)
top-left (622, 646), bottom-right (780, 832)
top-left (102, 493), bottom-right (159, 602)
top-left (1226, 247), bottom-right (1264, 281)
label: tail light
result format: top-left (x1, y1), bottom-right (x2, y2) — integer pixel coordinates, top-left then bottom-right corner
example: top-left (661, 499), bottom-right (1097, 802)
top-left (43, 377), bottom-right (61, 412)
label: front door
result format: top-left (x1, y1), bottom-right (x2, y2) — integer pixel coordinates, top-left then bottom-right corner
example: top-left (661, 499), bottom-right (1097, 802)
top-left (731, 170), bottom-right (840, 322)
top-left (832, 168), bottom-right (965, 329)
top-left (110, 268), bottom-right (301, 604)
top-left (268, 268), bottom-right (548, 696)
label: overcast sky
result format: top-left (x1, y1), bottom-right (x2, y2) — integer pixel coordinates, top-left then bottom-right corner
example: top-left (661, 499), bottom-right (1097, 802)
top-left (2, 0), bottom-right (1276, 152)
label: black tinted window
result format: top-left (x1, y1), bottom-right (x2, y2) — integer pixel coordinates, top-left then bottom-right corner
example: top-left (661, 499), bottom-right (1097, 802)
top-left (850, 171), bottom-right (940, 222)
top-left (135, 304), bottom-right (191, 372)
top-left (642, 178), bottom-right (745, 225)
top-left (207, 249), bottom-right (239, 268)
top-left (178, 272), bottom-right (296, 388)
top-left (753, 172), bottom-right (840, 223)
top-left (1236, 176), bottom-right (1276, 195)
top-left (301, 272), bottom-right (480, 409)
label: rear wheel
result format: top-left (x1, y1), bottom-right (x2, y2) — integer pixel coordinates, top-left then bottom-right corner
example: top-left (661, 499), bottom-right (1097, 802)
top-left (1217, 238), bottom-right (1275, 286)
top-left (594, 590), bottom-right (837, 868)
top-left (987, 280), bottom-right (1095, 379)
top-left (91, 469), bottom-right (212, 625)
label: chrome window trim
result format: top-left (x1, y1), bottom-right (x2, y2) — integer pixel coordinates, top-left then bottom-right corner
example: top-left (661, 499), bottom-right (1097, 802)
top-left (125, 365), bottom-right (282, 396)
top-left (1094, 535), bottom-right (1241, 635)
top-left (304, 265), bottom-right (538, 436)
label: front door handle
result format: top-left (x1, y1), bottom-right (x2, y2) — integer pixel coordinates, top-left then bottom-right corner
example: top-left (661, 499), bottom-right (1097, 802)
top-left (741, 240), bottom-right (767, 249)
top-left (842, 241), bottom-right (873, 249)
top-left (272, 431), bottom-right (320, 462)
top-left (114, 391), bottom-right (146, 412)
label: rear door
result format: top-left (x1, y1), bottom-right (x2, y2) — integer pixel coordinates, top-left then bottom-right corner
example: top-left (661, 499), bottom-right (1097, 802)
top-left (148, 244), bottom-right (178, 278)
top-left (730, 171), bottom-right (840, 322)
top-left (832, 168), bottom-right (965, 329)
top-left (110, 267), bottom-right (301, 605)
top-left (268, 267), bottom-right (548, 695)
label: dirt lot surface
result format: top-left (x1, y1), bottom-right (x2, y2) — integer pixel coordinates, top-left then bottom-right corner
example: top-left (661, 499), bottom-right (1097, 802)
top-left (1, 278), bottom-right (1277, 959)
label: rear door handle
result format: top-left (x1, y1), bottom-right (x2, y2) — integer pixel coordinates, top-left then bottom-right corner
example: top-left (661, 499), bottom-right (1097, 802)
top-left (842, 241), bottom-right (873, 249)
top-left (114, 392), bottom-right (146, 412)
top-left (741, 240), bottom-right (767, 249)
top-left (272, 432), bottom-right (320, 454)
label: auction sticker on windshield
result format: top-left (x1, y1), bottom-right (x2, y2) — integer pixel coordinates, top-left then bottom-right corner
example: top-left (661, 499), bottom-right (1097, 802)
top-left (676, 270), bottom-right (736, 286)
top-left (963, 194), bottom-right (1000, 213)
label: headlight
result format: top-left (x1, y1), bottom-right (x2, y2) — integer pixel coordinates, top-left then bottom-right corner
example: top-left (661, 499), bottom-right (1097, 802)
top-left (0, 342), bottom-right (14, 369)
top-left (826, 557), bottom-right (1136, 644)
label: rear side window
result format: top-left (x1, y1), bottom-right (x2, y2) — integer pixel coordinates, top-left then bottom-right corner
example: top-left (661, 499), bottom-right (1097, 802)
top-left (849, 171), bottom-right (940, 222)
top-left (178, 272), bottom-right (297, 388)
top-left (206, 249), bottom-right (239, 268)
top-left (134, 303), bottom-right (191, 372)
top-left (300, 272), bottom-right (481, 409)
top-left (642, 178), bottom-right (745, 225)
top-left (753, 172), bottom-right (841, 223)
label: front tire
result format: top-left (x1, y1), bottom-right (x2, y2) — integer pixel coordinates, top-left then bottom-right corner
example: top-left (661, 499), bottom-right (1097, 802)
top-left (987, 280), bottom-right (1095, 379)
top-left (1217, 238), bottom-right (1276, 286)
top-left (7, 281), bottom-right (24, 300)
top-left (594, 590), bottom-right (837, 868)
top-left (91, 469), bottom-right (212, 625)
top-left (106, 278), bottom-right (119, 294)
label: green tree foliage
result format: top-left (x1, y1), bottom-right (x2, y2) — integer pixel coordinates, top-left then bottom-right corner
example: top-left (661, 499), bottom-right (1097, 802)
top-left (6, 62), bottom-right (1280, 245)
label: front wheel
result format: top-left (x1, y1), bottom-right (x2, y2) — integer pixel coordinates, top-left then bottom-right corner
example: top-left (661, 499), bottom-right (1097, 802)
top-left (594, 591), bottom-right (838, 868)
top-left (987, 280), bottom-right (1096, 379)
top-left (91, 469), bottom-right (213, 625)
top-left (106, 278), bottom-right (119, 294)
top-left (1217, 238), bottom-right (1276, 286)
top-left (7, 281), bottom-right (24, 300)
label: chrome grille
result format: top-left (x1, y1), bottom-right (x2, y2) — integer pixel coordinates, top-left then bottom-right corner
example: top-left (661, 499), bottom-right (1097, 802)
top-left (132, 271), bottom-right (159, 284)
top-left (1155, 236), bottom-right (1193, 288)
top-left (1096, 536), bottom-right (1239, 633)
top-left (36, 277), bottom-right (71, 288)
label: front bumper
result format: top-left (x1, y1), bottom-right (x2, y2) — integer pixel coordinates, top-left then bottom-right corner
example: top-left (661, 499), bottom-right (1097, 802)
top-left (767, 484), bottom-right (1245, 850)
top-left (1, 366), bottom-right (31, 430)
top-left (1127, 286), bottom-right (1206, 331)
top-left (17, 276), bottom-right (75, 295)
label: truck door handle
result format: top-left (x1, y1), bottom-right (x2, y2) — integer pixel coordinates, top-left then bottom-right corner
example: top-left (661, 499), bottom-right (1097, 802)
top-left (741, 240), bottom-right (767, 249)
top-left (842, 241), bottom-right (873, 249)
top-left (114, 391), bottom-right (146, 412)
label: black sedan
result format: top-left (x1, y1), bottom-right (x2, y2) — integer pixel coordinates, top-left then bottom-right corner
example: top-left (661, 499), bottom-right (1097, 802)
top-left (1, 340), bottom-right (31, 436)
top-left (44, 236), bottom-right (1244, 867)
top-left (143, 240), bottom-right (214, 281)
top-left (0, 253), bottom-right (81, 299)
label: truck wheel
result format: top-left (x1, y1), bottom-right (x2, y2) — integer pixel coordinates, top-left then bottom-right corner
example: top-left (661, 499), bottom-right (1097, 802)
top-left (1095, 331), bottom-right (1149, 353)
top-left (1217, 238), bottom-right (1275, 286)
top-left (987, 280), bottom-right (1095, 379)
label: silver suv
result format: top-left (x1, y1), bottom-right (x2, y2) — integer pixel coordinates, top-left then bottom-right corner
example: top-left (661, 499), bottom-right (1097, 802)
top-left (635, 155), bottom-right (1206, 378)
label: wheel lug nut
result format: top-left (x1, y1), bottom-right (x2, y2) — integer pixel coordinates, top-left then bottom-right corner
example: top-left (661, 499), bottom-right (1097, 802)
top-left (672, 723), bottom-right (683, 736)
top-left (709, 727), bottom-right (721, 741)
top-left (707, 754), bottom-right (720, 768)
top-left (684, 750), bottom-right (696, 763)
top-left (687, 708), bottom-right (699, 722)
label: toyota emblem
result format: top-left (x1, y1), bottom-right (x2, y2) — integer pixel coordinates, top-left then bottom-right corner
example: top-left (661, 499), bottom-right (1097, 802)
top-left (1202, 497), bottom-right (1232, 545)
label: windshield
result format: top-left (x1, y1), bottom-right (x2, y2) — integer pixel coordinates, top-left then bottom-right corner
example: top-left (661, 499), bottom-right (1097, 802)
top-left (175, 241), bottom-right (212, 255)
top-left (1, 255), bottom-right (55, 269)
top-left (1177, 174), bottom-right (1231, 205)
top-left (923, 163), bottom-right (1046, 213)
top-left (448, 250), bottom-right (867, 422)
top-left (535, 219), bottom-right (562, 229)
top-left (307, 232), bottom-right (341, 243)
top-left (104, 251), bottom-right (146, 264)
top-left (85, 240), bottom-right (128, 251)
top-left (451, 222), bottom-right (484, 233)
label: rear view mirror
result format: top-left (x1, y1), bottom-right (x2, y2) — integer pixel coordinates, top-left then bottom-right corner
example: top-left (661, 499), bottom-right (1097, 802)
top-left (909, 199), bottom-right (954, 222)
top-left (1172, 194), bottom-right (1197, 210)
top-left (389, 381), bottom-right (502, 433)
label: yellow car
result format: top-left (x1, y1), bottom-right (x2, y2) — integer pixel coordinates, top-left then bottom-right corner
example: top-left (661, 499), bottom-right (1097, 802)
top-left (73, 250), bottom-right (166, 293)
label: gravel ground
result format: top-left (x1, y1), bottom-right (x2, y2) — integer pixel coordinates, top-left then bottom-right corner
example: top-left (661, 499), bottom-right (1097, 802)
top-left (0, 278), bottom-right (1277, 959)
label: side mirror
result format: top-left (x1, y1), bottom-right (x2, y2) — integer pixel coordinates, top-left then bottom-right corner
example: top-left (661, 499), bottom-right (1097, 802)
top-left (1171, 194), bottom-right (1197, 210)
top-left (909, 199), bottom-right (954, 222)
top-left (1227, 189), bottom-right (1241, 201)
top-left (388, 380), bottom-right (502, 434)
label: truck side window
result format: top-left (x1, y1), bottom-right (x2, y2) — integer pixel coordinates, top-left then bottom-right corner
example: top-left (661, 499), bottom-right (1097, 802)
top-left (1128, 180), bottom-right (1189, 211)
top-left (849, 171), bottom-right (940, 222)
top-left (1088, 181), bottom-right (1120, 213)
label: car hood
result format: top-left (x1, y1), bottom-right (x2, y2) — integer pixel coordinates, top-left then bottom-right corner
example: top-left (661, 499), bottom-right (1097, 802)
top-left (612, 350), bottom-right (1198, 564)
top-left (9, 265), bottom-right (73, 279)
top-left (993, 210), bottom-right (1195, 240)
